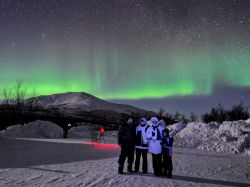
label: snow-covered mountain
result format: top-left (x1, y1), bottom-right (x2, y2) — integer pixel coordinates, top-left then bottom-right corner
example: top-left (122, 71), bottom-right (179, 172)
top-left (32, 92), bottom-right (152, 115)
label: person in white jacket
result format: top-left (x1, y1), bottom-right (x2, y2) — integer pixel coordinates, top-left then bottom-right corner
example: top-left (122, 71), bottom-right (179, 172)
top-left (134, 117), bottom-right (149, 173)
top-left (146, 117), bottom-right (164, 176)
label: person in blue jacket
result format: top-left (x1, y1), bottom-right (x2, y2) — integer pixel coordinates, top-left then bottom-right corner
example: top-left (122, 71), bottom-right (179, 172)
top-left (134, 117), bottom-right (149, 173)
top-left (161, 128), bottom-right (174, 178)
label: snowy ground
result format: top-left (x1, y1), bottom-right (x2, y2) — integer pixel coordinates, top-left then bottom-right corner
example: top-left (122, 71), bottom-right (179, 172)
top-left (0, 138), bottom-right (250, 187)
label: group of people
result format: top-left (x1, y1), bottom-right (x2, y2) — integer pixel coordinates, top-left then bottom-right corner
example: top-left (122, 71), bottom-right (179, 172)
top-left (118, 117), bottom-right (173, 178)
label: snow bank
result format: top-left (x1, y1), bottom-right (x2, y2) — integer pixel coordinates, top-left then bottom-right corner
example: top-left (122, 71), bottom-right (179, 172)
top-left (168, 122), bottom-right (187, 136)
top-left (0, 120), bottom-right (64, 138)
top-left (245, 118), bottom-right (250, 124)
top-left (174, 120), bottom-right (250, 154)
top-left (67, 126), bottom-right (96, 139)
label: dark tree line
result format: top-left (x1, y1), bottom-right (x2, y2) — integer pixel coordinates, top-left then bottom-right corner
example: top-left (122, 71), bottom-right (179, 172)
top-left (157, 108), bottom-right (198, 124)
top-left (201, 102), bottom-right (249, 123)
top-left (157, 102), bottom-right (249, 125)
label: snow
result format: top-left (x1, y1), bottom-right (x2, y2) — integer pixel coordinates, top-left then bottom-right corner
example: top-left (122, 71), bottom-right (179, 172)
top-left (245, 119), bottom-right (250, 124)
top-left (174, 120), bottom-right (250, 154)
top-left (33, 92), bottom-right (149, 114)
top-left (67, 126), bottom-right (95, 139)
top-left (1, 119), bottom-right (250, 186)
top-left (0, 120), bottom-right (64, 138)
top-left (168, 122), bottom-right (187, 136)
top-left (0, 138), bottom-right (249, 187)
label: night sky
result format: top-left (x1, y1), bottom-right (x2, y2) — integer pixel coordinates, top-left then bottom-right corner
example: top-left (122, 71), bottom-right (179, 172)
top-left (0, 0), bottom-right (250, 114)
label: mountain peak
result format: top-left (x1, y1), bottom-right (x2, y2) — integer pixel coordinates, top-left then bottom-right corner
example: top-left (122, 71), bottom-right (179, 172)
top-left (33, 92), bottom-right (151, 114)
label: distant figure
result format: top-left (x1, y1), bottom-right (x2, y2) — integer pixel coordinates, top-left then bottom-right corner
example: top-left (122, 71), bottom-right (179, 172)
top-left (117, 118), bottom-right (136, 174)
top-left (146, 117), bottom-right (164, 176)
top-left (100, 127), bottom-right (105, 136)
top-left (134, 117), bottom-right (149, 174)
top-left (98, 127), bottom-right (106, 143)
top-left (162, 128), bottom-right (174, 178)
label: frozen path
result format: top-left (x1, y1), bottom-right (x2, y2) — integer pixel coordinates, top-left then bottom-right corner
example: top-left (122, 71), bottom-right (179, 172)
top-left (0, 138), bottom-right (250, 187)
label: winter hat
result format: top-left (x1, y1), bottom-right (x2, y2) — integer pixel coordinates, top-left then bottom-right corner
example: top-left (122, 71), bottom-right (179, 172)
top-left (140, 117), bottom-right (147, 123)
top-left (140, 117), bottom-right (147, 126)
top-left (127, 118), bottom-right (133, 124)
top-left (151, 117), bottom-right (159, 126)
top-left (162, 128), bottom-right (169, 137)
top-left (162, 128), bottom-right (169, 133)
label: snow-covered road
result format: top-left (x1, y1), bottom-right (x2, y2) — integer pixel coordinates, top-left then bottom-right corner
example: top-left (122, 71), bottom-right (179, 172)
top-left (0, 138), bottom-right (249, 187)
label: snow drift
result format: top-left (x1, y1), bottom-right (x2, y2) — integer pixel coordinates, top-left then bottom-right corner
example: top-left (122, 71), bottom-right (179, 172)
top-left (0, 120), bottom-right (64, 138)
top-left (172, 119), bottom-right (250, 155)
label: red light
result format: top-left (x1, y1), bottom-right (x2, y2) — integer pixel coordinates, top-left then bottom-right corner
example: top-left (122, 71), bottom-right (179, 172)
top-left (93, 142), bottom-right (120, 150)
top-left (100, 128), bottom-right (105, 136)
top-left (80, 141), bottom-right (120, 150)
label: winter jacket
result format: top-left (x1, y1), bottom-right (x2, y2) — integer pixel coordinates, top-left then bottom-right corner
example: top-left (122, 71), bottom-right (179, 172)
top-left (162, 136), bottom-right (174, 157)
top-left (135, 124), bottom-right (149, 149)
top-left (146, 125), bottom-right (164, 154)
top-left (118, 123), bottom-right (136, 147)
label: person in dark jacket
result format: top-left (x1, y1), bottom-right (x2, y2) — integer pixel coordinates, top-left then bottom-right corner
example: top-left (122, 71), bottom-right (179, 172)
top-left (134, 117), bottom-right (149, 173)
top-left (162, 128), bottom-right (174, 178)
top-left (118, 118), bottom-right (136, 174)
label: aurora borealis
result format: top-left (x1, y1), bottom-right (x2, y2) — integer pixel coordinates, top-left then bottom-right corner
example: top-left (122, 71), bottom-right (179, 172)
top-left (0, 0), bottom-right (249, 104)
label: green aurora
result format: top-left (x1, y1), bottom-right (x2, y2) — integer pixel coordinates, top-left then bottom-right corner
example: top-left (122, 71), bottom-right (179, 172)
top-left (0, 44), bottom-right (249, 100)
top-left (0, 0), bottom-right (249, 100)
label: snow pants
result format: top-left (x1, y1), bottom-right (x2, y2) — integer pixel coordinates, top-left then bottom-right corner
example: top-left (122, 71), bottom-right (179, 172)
top-left (162, 153), bottom-right (173, 177)
top-left (118, 145), bottom-right (135, 169)
top-left (152, 153), bottom-right (162, 175)
top-left (134, 148), bottom-right (148, 172)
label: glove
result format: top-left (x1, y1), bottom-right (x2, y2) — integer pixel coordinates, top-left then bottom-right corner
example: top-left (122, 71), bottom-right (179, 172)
top-left (152, 131), bottom-right (155, 136)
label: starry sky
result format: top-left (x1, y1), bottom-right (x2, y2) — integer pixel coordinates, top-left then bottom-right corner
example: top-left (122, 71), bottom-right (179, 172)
top-left (0, 0), bottom-right (250, 114)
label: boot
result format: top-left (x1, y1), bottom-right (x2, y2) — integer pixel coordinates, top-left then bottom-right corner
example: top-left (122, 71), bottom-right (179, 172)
top-left (118, 165), bottom-right (123, 174)
top-left (134, 166), bottom-right (139, 173)
top-left (162, 168), bottom-right (167, 176)
top-left (153, 168), bottom-right (157, 176)
top-left (127, 164), bottom-right (133, 173)
top-left (167, 172), bottom-right (172, 178)
top-left (133, 169), bottom-right (139, 173)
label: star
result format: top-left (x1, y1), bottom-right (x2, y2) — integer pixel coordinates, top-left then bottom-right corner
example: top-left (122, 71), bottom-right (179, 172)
top-left (42, 33), bottom-right (46, 39)
top-left (0, 0), bottom-right (249, 108)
